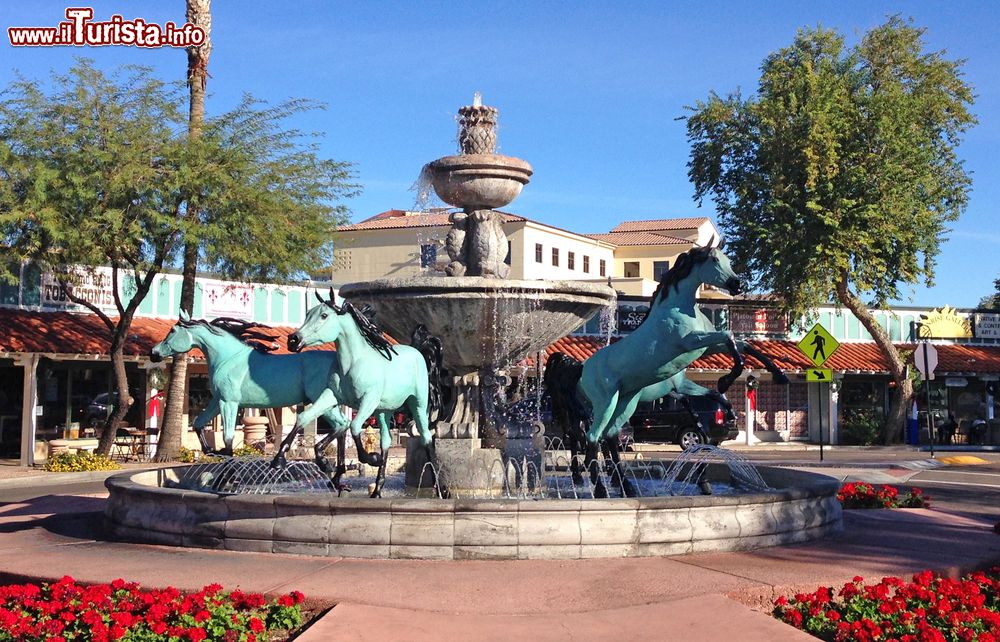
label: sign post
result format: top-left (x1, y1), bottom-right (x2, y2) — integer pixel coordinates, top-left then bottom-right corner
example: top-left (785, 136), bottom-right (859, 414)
top-left (914, 340), bottom-right (939, 458)
top-left (797, 323), bottom-right (841, 462)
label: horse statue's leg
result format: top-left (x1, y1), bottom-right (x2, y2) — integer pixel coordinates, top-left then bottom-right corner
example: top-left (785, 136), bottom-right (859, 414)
top-left (369, 412), bottom-right (393, 498)
top-left (585, 439), bottom-right (608, 498)
top-left (736, 341), bottom-right (791, 385)
top-left (313, 412), bottom-right (353, 496)
top-left (272, 389), bottom-right (340, 470)
top-left (408, 393), bottom-right (446, 499)
top-left (191, 398), bottom-right (221, 455)
top-left (218, 400), bottom-right (238, 457)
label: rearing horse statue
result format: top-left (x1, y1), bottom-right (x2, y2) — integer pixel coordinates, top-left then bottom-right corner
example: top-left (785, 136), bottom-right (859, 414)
top-left (546, 241), bottom-right (788, 497)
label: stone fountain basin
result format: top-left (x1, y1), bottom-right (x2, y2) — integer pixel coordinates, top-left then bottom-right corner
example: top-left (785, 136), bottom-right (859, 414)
top-left (339, 277), bottom-right (616, 374)
top-left (104, 465), bottom-right (842, 560)
top-left (429, 154), bottom-right (533, 209)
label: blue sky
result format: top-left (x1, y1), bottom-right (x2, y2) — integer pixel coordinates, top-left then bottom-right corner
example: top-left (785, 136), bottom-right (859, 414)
top-left (2, 1), bottom-right (998, 308)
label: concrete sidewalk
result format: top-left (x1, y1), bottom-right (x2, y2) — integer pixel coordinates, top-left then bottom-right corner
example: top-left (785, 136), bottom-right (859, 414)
top-left (1, 490), bottom-right (999, 641)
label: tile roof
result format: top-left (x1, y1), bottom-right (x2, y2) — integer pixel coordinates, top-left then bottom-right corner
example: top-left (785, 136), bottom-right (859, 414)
top-left (532, 336), bottom-right (1000, 375)
top-left (585, 231), bottom-right (692, 247)
top-left (609, 218), bottom-right (710, 233)
top-left (5, 308), bottom-right (999, 377)
top-left (340, 209), bottom-right (525, 231)
top-left (0, 309), bottom-right (332, 360)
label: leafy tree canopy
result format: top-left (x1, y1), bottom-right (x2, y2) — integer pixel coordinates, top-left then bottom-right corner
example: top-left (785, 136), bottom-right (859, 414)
top-left (686, 16), bottom-right (975, 317)
top-left (0, 58), bottom-right (357, 287)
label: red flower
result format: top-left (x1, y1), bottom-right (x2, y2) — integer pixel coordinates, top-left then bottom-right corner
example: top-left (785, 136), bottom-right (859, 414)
top-left (187, 627), bottom-right (208, 642)
top-left (249, 616), bottom-right (265, 632)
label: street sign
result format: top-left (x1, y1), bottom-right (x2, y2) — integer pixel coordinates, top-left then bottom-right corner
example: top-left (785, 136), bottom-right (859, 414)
top-left (806, 368), bottom-right (833, 382)
top-left (914, 342), bottom-right (938, 381)
top-left (797, 323), bottom-right (840, 367)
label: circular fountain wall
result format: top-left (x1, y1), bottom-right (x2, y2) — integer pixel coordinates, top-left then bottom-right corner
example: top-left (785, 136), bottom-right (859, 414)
top-left (104, 464), bottom-right (841, 559)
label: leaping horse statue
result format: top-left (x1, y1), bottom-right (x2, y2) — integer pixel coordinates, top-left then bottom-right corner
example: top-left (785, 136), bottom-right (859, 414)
top-left (150, 312), bottom-right (369, 492)
top-left (284, 290), bottom-right (444, 498)
top-left (546, 240), bottom-right (789, 497)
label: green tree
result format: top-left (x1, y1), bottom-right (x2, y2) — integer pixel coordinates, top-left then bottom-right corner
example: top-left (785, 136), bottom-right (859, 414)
top-left (686, 17), bottom-right (975, 443)
top-left (978, 277), bottom-right (1000, 310)
top-left (0, 60), bottom-right (356, 455)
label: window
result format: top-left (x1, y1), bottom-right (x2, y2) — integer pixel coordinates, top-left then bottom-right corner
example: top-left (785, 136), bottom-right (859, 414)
top-left (624, 262), bottom-right (640, 278)
top-left (599, 259), bottom-right (606, 277)
top-left (420, 244), bottom-right (437, 268)
top-left (653, 260), bottom-right (670, 280)
top-left (583, 255), bottom-right (590, 273)
top-left (567, 251), bottom-right (575, 270)
top-left (552, 247), bottom-right (559, 267)
top-left (505, 241), bottom-right (512, 266)
top-left (534, 243), bottom-right (543, 263)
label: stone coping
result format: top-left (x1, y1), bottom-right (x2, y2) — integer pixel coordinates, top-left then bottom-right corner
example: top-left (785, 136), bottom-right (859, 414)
top-left (104, 464), bottom-right (842, 560)
top-left (339, 277), bottom-right (617, 301)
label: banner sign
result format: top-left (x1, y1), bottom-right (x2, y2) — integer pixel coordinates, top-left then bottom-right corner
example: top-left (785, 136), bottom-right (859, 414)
top-left (203, 283), bottom-right (253, 319)
top-left (974, 313), bottom-right (1000, 340)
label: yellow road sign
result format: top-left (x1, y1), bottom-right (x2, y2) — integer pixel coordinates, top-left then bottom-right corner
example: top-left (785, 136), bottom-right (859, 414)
top-left (797, 323), bottom-right (840, 367)
top-left (806, 368), bottom-right (833, 382)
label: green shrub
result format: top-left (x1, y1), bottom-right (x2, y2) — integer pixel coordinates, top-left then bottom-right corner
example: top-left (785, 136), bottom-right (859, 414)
top-left (839, 408), bottom-right (882, 445)
top-left (44, 451), bottom-right (121, 472)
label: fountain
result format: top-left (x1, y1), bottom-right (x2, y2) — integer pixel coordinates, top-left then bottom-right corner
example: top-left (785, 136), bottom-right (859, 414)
top-left (339, 94), bottom-right (616, 495)
top-left (103, 98), bottom-right (842, 559)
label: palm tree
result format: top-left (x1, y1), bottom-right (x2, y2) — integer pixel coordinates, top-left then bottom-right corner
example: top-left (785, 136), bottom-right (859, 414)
top-left (157, 0), bottom-right (211, 461)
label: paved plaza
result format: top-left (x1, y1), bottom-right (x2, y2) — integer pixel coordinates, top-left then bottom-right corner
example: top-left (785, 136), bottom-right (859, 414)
top-left (1, 449), bottom-right (1000, 640)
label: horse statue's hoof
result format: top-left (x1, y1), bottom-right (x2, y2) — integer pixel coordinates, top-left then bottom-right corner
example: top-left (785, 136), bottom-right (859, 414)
top-left (270, 453), bottom-right (288, 470)
top-left (593, 484), bottom-right (609, 499)
top-left (315, 455), bottom-right (334, 474)
top-left (699, 480), bottom-right (713, 496)
top-left (335, 483), bottom-right (352, 497)
top-left (622, 480), bottom-right (639, 498)
top-left (571, 471), bottom-right (584, 485)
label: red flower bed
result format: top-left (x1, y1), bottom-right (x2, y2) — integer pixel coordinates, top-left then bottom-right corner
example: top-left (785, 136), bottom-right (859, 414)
top-left (774, 568), bottom-right (1000, 641)
top-left (0, 576), bottom-right (305, 641)
top-left (837, 482), bottom-right (930, 509)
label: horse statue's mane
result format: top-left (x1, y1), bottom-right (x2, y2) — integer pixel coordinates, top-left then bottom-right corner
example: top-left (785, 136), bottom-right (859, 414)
top-left (321, 296), bottom-right (398, 361)
top-left (177, 316), bottom-right (279, 353)
top-left (648, 243), bottom-right (719, 306)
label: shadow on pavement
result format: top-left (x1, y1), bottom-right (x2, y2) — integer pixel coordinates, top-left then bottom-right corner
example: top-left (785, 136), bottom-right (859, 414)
top-left (0, 495), bottom-right (105, 540)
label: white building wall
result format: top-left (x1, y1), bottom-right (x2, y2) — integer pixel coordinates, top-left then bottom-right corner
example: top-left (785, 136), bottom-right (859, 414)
top-left (519, 224), bottom-right (615, 281)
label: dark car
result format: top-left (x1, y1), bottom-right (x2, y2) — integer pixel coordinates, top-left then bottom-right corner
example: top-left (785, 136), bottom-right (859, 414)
top-left (628, 393), bottom-right (738, 448)
top-left (81, 392), bottom-right (116, 427)
top-left (497, 394), bottom-right (553, 438)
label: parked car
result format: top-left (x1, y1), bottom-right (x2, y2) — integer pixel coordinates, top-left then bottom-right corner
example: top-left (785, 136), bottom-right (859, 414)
top-left (81, 392), bottom-right (116, 427)
top-left (628, 393), bottom-right (738, 448)
top-left (497, 393), bottom-right (553, 439)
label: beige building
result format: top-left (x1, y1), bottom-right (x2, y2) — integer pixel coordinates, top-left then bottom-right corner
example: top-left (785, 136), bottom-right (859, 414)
top-left (330, 210), bottom-right (724, 298)
top-left (331, 209), bottom-right (616, 284)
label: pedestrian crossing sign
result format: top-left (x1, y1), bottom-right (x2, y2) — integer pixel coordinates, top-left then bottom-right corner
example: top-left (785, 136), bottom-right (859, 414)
top-left (797, 323), bottom-right (839, 368)
top-left (806, 368), bottom-right (833, 382)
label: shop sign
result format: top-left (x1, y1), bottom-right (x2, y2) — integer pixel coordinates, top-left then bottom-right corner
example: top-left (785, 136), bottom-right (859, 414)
top-left (617, 307), bottom-right (648, 333)
top-left (729, 308), bottom-right (788, 334)
top-left (41, 266), bottom-right (116, 311)
top-left (945, 377), bottom-right (968, 388)
top-left (919, 306), bottom-right (972, 339)
top-left (203, 282), bottom-right (253, 319)
top-left (974, 313), bottom-right (1000, 340)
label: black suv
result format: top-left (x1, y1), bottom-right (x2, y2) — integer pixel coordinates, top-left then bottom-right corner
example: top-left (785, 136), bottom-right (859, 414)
top-left (628, 393), bottom-right (738, 448)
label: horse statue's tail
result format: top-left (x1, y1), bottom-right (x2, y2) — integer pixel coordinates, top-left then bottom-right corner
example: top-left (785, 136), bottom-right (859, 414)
top-left (544, 352), bottom-right (587, 436)
top-left (411, 324), bottom-right (445, 417)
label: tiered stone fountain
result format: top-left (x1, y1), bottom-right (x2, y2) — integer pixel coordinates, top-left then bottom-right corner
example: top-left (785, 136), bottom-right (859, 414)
top-left (103, 98), bottom-right (843, 560)
top-left (340, 95), bottom-right (615, 494)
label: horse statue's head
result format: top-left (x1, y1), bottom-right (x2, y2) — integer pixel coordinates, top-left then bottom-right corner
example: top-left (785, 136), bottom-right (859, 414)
top-left (289, 289), bottom-right (396, 359)
top-left (652, 237), bottom-right (743, 305)
top-left (150, 310), bottom-right (198, 362)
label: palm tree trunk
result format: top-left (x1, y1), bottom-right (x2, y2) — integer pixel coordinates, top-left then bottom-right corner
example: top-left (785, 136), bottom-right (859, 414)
top-left (155, 0), bottom-right (211, 462)
top-left (835, 272), bottom-right (913, 444)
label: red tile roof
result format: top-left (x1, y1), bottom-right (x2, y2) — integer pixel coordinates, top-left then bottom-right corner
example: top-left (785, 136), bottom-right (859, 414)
top-left (340, 209), bottom-right (526, 231)
top-left (532, 336), bottom-right (1000, 376)
top-left (0, 309), bottom-right (329, 360)
top-left (5, 309), bottom-right (1000, 377)
top-left (609, 218), bottom-right (710, 233)
top-left (585, 231), bottom-right (692, 246)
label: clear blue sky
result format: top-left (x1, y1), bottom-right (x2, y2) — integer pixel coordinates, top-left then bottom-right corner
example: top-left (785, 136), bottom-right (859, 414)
top-left (3, 1), bottom-right (998, 308)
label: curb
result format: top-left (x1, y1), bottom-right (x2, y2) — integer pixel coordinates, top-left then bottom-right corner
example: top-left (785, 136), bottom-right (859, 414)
top-left (0, 467), bottom-right (158, 490)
